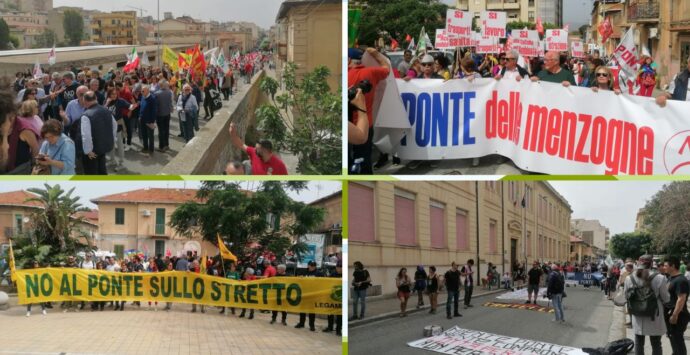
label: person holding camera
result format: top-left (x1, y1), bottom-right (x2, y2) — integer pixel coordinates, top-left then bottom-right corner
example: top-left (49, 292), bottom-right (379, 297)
top-left (348, 47), bottom-right (389, 174)
top-left (348, 89), bottom-right (368, 145)
top-left (351, 261), bottom-right (371, 320)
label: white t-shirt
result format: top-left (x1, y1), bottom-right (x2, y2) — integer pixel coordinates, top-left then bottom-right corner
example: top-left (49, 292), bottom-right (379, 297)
top-left (81, 259), bottom-right (95, 270)
top-left (503, 67), bottom-right (527, 81)
top-left (106, 263), bottom-right (121, 272)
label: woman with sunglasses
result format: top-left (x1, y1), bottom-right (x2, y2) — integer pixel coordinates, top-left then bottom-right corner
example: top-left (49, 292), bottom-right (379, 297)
top-left (590, 66), bottom-right (621, 95)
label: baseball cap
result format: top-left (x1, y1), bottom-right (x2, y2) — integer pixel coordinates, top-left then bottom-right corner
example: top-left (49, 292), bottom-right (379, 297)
top-left (348, 48), bottom-right (364, 60)
top-left (308, 260), bottom-right (317, 266)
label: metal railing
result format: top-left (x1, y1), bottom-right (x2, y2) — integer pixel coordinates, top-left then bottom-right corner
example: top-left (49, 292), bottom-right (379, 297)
top-left (3, 227), bottom-right (21, 238)
top-left (627, 1), bottom-right (659, 21)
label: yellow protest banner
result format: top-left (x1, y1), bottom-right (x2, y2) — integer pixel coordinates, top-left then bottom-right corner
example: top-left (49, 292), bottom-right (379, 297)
top-left (15, 268), bottom-right (342, 315)
top-left (162, 45), bottom-right (179, 71)
top-left (8, 239), bottom-right (16, 282)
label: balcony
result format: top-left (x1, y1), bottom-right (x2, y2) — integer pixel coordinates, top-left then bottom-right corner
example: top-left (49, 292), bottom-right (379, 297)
top-left (3, 227), bottom-right (21, 238)
top-left (456, 0), bottom-right (469, 11)
top-left (487, 0), bottom-right (503, 10)
top-left (627, 1), bottom-right (659, 22)
top-left (154, 224), bottom-right (166, 236)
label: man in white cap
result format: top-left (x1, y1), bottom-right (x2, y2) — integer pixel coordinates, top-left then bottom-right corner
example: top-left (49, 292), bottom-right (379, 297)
top-left (418, 54), bottom-right (443, 79)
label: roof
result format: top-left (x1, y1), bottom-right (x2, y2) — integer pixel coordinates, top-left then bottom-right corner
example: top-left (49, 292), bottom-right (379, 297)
top-left (73, 209), bottom-right (99, 225)
top-left (276, 0), bottom-right (340, 21)
top-left (570, 235), bottom-right (584, 243)
top-left (0, 190), bottom-right (43, 208)
top-left (308, 190), bottom-right (342, 206)
top-left (91, 188), bottom-right (201, 205)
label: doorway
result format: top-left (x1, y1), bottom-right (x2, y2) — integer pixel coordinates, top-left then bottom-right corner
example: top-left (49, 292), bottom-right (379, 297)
top-left (510, 239), bottom-right (517, 273)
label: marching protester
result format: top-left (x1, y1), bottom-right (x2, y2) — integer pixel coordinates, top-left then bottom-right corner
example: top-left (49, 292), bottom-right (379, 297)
top-left (663, 257), bottom-right (689, 355)
top-left (323, 261), bottom-right (342, 336)
top-left (546, 264), bottom-right (566, 324)
top-left (624, 255), bottom-right (670, 355)
top-left (657, 57), bottom-right (690, 107)
top-left (426, 266), bottom-right (439, 314)
top-left (351, 261), bottom-right (371, 321)
top-left (25, 261), bottom-right (46, 317)
top-left (460, 259), bottom-right (475, 309)
top-left (395, 267), bottom-right (412, 317)
top-left (413, 265), bottom-right (427, 309)
top-left (531, 51), bottom-right (576, 86)
top-left (270, 264), bottom-right (288, 324)
top-left (443, 261), bottom-right (462, 319)
top-left (590, 66), bottom-right (621, 95)
top-left (495, 50), bottom-right (529, 81)
top-left (295, 261), bottom-right (322, 331)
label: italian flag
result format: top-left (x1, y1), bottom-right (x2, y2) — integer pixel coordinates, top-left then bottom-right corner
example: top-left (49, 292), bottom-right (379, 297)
top-left (124, 47), bottom-right (140, 72)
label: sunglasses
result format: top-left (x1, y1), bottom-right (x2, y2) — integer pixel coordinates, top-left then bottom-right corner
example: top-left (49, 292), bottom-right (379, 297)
top-left (505, 58), bottom-right (516, 61)
top-left (596, 73), bottom-right (609, 77)
top-left (421, 63), bottom-right (433, 67)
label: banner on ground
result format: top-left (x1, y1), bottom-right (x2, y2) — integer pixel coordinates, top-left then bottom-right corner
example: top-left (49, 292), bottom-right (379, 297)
top-left (14, 268), bottom-right (341, 315)
top-left (571, 41), bottom-right (585, 58)
top-left (545, 29), bottom-right (568, 52)
top-left (483, 301), bottom-right (554, 313)
top-left (372, 75), bottom-right (690, 175)
top-left (298, 234), bottom-right (325, 268)
top-left (408, 326), bottom-right (587, 355)
top-left (445, 9), bottom-right (472, 46)
top-left (480, 11), bottom-right (507, 38)
top-left (495, 287), bottom-right (547, 300)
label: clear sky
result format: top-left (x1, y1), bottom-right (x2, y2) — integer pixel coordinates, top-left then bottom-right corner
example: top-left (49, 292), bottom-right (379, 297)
top-left (0, 180), bottom-right (341, 209)
top-left (549, 181), bottom-right (666, 236)
top-left (53, 0), bottom-right (286, 29)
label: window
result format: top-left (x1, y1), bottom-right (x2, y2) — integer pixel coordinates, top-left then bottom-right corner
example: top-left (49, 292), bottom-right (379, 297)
top-left (526, 232), bottom-right (531, 256)
top-left (394, 189), bottom-right (416, 246)
top-left (430, 201), bottom-right (445, 249)
top-left (348, 183), bottom-right (375, 242)
top-left (155, 208), bottom-right (166, 235)
top-left (456, 210), bottom-right (468, 250)
top-left (489, 219), bottom-right (497, 253)
top-left (115, 208), bottom-right (125, 225)
top-left (114, 244), bottom-right (124, 259)
top-left (155, 240), bottom-right (165, 256)
top-left (14, 214), bottom-right (23, 234)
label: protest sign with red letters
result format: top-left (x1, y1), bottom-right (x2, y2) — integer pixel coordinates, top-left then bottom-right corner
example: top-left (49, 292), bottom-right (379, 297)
top-left (545, 29), bottom-right (568, 52)
top-left (481, 11), bottom-right (507, 38)
top-left (445, 9), bottom-right (473, 47)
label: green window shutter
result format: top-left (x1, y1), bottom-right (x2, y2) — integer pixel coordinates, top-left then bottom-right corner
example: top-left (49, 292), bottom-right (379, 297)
top-left (115, 208), bottom-right (125, 225)
top-left (155, 208), bottom-right (166, 235)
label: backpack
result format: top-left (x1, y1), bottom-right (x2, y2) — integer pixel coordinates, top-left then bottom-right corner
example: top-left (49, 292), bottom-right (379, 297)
top-left (626, 272), bottom-right (659, 320)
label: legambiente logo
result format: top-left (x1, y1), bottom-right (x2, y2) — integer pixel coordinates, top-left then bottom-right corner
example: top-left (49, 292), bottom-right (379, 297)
top-left (330, 285), bottom-right (342, 302)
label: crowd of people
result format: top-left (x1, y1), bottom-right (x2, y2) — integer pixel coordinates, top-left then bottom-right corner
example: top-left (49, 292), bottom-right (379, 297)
top-left (19, 251), bottom-right (342, 336)
top-left (352, 256), bottom-right (690, 355)
top-left (347, 44), bottom-right (690, 174)
top-left (0, 50), bottom-right (288, 175)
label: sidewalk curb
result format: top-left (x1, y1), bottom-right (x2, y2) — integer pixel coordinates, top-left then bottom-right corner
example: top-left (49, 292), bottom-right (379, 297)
top-left (349, 288), bottom-right (507, 328)
top-left (609, 304), bottom-right (628, 342)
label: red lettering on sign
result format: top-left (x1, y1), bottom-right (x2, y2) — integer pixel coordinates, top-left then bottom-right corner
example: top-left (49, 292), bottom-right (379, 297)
top-left (486, 90), bottom-right (521, 146)
top-left (522, 105), bottom-right (654, 175)
top-left (489, 12), bottom-right (497, 19)
top-left (455, 11), bottom-right (463, 18)
top-left (552, 30), bottom-right (560, 36)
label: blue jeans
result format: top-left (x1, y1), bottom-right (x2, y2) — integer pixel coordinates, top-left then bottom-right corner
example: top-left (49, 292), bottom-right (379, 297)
top-left (352, 289), bottom-right (366, 318)
top-left (552, 293), bottom-right (564, 321)
top-left (446, 289), bottom-right (460, 316)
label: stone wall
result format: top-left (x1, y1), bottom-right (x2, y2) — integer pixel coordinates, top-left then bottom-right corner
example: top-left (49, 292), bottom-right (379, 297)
top-left (160, 70), bottom-right (267, 175)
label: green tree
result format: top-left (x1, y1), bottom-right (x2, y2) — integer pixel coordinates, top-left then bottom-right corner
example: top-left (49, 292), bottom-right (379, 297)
top-left (13, 184), bottom-right (93, 268)
top-left (169, 181), bottom-right (325, 268)
top-left (255, 63), bottom-right (341, 175)
top-left (506, 21), bottom-right (558, 33)
top-left (0, 18), bottom-right (10, 50)
top-left (63, 9), bottom-right (84, 46)
top-left (609, 232), bottom-right (653, 260)
top-left (355, 0), bottom-right (448, 46)
top-left (644, 182), bottom-right (690, 256)
top-left (33, 29), bottom-right (57, 49)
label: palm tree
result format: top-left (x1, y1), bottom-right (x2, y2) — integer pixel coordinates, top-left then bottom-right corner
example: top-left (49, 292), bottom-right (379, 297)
top-left (14, 184), bottom-right (92, 267)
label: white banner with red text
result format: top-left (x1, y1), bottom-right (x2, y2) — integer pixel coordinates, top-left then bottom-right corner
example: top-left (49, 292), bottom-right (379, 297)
top-left (372, 77), bottom-right (690, 175)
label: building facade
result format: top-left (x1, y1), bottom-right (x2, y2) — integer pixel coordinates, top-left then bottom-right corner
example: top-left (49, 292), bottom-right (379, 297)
top-left (634, 207), bottom-right (648, 232)
top-left (308, 191), bottom-right (343, 257)
top-left (455, 0), bottom-right (563, 26)
top-left (0, 190), bottom-right (98, 255)
top-left (275, 0), bottom-right (341, 91)
top-left (91, 188), bottom-right (215, 259)
top-left (348, 181), bottom-right (571, 297)
top-left (571, 218), bottom-right (609, 257)
top-left (569, 235), bottom-right (594, 263)
top-left (91, 11), bottom-right (137, 45)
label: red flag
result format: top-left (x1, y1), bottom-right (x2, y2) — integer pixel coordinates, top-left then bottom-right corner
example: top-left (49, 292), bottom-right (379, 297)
top-left (405, 34), bottom-right (412, 42)
top-left (598, 16), bottom-right (613, 43)
top-left (536, 17), bottom-right (544, 36)
top-left (391, 38), bottom-right (399, 50)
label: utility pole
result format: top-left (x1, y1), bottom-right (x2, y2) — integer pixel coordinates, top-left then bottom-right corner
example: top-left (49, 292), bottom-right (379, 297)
top-left (157, 0), bottom-right (161, 67)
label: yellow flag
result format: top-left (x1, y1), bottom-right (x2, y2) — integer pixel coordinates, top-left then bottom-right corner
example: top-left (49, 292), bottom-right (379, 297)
top-left (8, 239), bottom-right (16, 282)
top-left (217, 235), bottom-right (237, 262)
top-left (162, 45), bottom-right (179, 72)
top-left (200, 254), bottom-right (207, 274)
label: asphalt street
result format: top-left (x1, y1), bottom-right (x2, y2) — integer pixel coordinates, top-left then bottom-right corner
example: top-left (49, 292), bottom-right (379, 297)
top-left (350, 286), bottom-right (613, 355)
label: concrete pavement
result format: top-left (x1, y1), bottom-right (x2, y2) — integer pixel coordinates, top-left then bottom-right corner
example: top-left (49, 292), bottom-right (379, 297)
top-left (350, 286), bottom-right (615, 355)
top-left (0, 296), bottom-right (340, 355)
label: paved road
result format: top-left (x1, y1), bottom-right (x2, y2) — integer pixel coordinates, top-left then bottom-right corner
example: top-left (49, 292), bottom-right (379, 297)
top-left (350, 286), bottom-right (613, 355)
top-left (0, 298), bottom-right (340, 355)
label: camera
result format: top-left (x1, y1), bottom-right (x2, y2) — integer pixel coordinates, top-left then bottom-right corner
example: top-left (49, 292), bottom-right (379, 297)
top-left (348, 79), bottom-right (372, 101)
